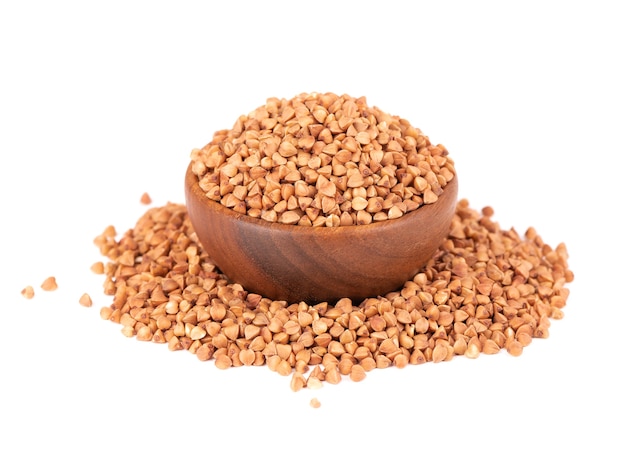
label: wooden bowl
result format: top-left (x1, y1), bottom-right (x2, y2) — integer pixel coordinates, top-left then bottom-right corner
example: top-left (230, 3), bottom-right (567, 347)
top-left (185, 163), bottom-right (458, 304)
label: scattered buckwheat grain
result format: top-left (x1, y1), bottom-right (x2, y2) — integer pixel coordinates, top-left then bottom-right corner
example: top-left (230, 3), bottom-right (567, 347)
top-left (140, 192), bottom-right (152, 205)
top-left (21, 285), bottom-right (35, 299)
top-left (41, 276), bottom-right (58, 291)
top-left (90, 261), bottom-right (105, 274)
top-left (79, 293), bottom-right (93, 307)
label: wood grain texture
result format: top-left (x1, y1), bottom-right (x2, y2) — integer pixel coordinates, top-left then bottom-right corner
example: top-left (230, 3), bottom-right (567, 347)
top-left (185, 163), bottom-right (458, 304)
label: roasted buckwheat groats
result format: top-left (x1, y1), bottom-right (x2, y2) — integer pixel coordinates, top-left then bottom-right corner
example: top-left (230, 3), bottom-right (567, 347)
top-left (189, 92), bottom-right (456, 227)
top-left (93, 198), bottom-right (573, 389)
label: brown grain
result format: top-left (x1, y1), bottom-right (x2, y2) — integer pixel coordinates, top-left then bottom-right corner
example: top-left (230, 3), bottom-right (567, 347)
top-left (349, 364), bottom-right (367, 382)
top-left (93, 195), bottom-right (573, 389)
top-left (190, 92), bottom-right (455, 226)
top-left (41, 276), bottom-right (58, 291)
top-left (290, 372), bottom-right (306, 392)
top-left (90, 261), bottom-right (105, 274)
top-left (79, 293), bottom-right (93, 307)
top-left (140, 192), bottom-right (152, 205)
top-left (21, 285), bottom-right (35, 299)
top-left (214, 354), bottom-right (233, 369)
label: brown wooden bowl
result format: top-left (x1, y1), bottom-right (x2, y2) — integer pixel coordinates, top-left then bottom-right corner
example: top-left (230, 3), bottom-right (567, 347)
top-left (185, 163), bottom-right (458, 305)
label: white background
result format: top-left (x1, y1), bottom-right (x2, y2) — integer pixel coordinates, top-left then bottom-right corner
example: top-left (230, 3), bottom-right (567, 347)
top-left (1, 1), bottom-right (624, 456)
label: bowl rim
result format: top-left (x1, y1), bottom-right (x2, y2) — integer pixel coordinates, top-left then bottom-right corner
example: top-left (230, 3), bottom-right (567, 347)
top-left (185, 162), bottom-right (458, 234)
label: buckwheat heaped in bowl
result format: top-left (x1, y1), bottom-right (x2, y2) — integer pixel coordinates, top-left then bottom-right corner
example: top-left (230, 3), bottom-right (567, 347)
top-left (189, 92), bottom-right (455, 227)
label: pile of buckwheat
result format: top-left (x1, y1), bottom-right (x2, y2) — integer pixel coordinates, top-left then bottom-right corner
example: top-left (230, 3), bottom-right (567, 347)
top-left (93, 198), bottom-right (572, 390)
top-left (189, 92), bottom-right (456, 226)
top-left (86, 92), bottom-right (572, 392)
